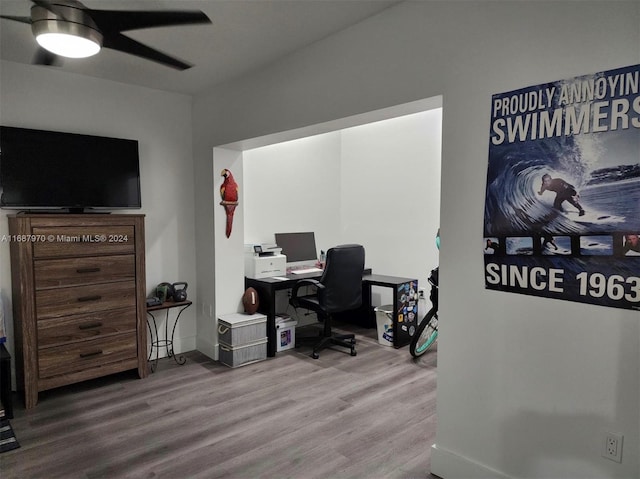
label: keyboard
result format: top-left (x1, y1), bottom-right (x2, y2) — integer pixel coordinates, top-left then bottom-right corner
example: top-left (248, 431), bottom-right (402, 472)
top-left (290, 267), bottom-right (323, 275)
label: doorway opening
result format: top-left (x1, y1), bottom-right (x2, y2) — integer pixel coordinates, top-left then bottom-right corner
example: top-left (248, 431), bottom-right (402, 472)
top-left (215, 95), bottom-right (442, 315)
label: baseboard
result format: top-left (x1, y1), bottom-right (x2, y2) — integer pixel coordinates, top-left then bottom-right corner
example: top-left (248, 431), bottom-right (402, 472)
top-left (196, 337), bottom-right (217, 360)
top-left (149, 336), bottom-right (197, 360)
top-left (430, 443), bottom-right (511, 479)
top-left (173, 336), bottom-right (196, 356)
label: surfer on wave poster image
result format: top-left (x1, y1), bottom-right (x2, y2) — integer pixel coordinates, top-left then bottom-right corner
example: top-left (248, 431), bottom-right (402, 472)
top-left (482, 64), bottom-right (640, 311)
top-left (535, 172), bottom-right (625, 227)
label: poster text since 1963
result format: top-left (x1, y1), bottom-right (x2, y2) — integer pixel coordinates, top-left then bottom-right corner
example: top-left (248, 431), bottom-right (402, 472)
top-left (485, 263), bottom-right (640, 303)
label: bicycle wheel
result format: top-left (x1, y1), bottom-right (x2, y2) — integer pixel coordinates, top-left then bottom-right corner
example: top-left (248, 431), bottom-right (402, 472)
top-left (410, 308), bottom-right (438, 358)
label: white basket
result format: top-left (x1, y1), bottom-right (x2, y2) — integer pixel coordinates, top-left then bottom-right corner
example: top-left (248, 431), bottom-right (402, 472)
top-left (218, 313), bottom-right (267, 346)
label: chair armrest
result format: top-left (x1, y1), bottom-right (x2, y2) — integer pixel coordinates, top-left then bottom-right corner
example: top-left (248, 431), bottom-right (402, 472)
top-left (290, 279), bottom-right (324, 307)
top-left (291, 278), bottom-right (323, 298)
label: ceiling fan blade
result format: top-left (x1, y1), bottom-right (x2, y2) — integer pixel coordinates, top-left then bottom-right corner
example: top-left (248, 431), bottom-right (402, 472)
top-left (0, 15), bottom-right (32, 24)
top-left (103, 33), bottom-right (192, 70)
top-left (33, 46), bottom-right (62, 66)
top-left (30, 0), bottom-right (54, 9)
top-left (88, 10), bottom-right (211, 33)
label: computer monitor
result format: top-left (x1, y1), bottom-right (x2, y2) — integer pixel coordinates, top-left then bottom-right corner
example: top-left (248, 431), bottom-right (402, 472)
top-left (275, 232), bottom-right (318, 268)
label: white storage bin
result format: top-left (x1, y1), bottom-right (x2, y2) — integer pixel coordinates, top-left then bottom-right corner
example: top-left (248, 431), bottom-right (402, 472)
top-left (219, 338), bottom-right (268, 368)
top-left (276, 318), bottom-right (298, 352)
top-left (374, 305), bottom-right (394, 347)
top-left (218, 312), bottom-right (267, 346)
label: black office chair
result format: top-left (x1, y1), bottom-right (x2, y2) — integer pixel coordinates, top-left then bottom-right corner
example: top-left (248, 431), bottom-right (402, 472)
top-left (289, 244), bottom-right (365, 359)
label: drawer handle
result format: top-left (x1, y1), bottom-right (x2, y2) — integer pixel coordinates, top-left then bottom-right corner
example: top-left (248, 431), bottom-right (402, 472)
top-left (79, 350), bottom-right (103, 358)
top-left (76, 267), bottom-right (101, 274)
top-left (79, 322), bottom-right (103, 330)
top-left (77, 295), bottom-right (102, 302)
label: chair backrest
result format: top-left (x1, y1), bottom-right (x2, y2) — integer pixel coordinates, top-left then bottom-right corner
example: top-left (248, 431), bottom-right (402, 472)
top-left (319, 244), bottom-right (365, 313)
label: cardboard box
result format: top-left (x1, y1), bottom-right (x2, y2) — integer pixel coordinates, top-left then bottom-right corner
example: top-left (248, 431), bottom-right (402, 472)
top-left (276, 318), bottom-right (298, 352)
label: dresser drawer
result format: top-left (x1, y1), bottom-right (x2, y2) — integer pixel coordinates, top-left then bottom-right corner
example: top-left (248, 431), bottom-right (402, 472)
top-left (32, 226), bottom-right (135, 258)
top-left (38, 333), bottom-right (138, 379)
top-left (36, 281), bottom-right (136, 320)
top-left (33, 255), bottom-right (136, 289)
top-left (34, 255), bottom-right (135, 289)
top-left (38, 308), bottom-right (137, 349)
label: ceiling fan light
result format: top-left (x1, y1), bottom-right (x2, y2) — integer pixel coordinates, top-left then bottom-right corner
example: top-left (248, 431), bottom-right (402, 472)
top-left (36, 32), bottom-right (100, 58)
top-left (31, 5), bottom-right (103, 59)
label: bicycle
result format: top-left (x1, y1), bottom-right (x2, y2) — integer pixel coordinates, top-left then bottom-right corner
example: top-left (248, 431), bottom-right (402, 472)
top-left (410, 266), bottom-right (438, 358)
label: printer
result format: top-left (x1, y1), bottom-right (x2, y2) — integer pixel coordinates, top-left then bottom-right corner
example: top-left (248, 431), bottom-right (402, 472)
top-left (244, 244), bottom-right (286, 279)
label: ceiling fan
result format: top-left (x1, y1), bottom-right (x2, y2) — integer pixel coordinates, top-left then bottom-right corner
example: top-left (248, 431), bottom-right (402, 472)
top-left (0, 0), bottom-right (211, 69)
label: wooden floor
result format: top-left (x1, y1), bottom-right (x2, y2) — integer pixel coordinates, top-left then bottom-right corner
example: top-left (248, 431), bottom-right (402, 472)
top-left (0, 323), bottom-right (439, 479)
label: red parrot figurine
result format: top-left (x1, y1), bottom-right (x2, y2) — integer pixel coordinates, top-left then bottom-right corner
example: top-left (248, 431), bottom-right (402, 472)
top-left (220, 169), bottom-right (239, 238)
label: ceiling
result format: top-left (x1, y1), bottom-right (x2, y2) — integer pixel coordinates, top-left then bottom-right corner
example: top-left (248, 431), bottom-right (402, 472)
top-left (0, 0), bottom-right (402, 95)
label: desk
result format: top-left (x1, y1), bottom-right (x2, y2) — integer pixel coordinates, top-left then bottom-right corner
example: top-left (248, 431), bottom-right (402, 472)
top-left (146, 300), bottom-right (192, 372)
top-left (245, 272), bottom-right (323, 357)
top-left (246, 269), bottom-right (418, 355)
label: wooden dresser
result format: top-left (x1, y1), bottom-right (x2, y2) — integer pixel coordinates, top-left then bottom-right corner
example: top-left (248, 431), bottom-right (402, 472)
top-left (8, 214), bottom-right (148, 409)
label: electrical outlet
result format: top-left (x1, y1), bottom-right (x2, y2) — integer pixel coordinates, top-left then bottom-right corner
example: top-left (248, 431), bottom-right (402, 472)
top-left (418, 288), bottom-right (425, 299)
top-left (602, 432), bottom-right (623, 463)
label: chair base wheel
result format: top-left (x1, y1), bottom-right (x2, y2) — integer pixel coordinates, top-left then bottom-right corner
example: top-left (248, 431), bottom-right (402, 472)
top-left (297, 331), bottom-right (357, 360)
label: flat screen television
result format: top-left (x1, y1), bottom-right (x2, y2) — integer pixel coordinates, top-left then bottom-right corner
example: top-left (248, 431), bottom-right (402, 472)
top-left (0, 126), bottom-right (141, 212)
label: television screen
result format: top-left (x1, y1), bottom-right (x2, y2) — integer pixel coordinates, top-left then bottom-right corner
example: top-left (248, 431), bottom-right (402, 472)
top-left (0, 126), bottom-right (141, 211)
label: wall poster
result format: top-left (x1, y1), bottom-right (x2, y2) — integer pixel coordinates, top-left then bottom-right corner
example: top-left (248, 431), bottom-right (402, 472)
top-left (483, 64), bottom-right (640, 311)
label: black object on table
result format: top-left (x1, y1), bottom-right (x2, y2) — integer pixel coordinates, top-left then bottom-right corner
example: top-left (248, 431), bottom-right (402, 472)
top-left (0, 343), bottom-right (13, 418)
top-left (146, 300), bottom-right (192, 372)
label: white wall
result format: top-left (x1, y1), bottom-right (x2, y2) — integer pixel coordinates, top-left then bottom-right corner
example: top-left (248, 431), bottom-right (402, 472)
top-left (209, 147), bottom-right (245, 358)
top-left (0, 61), bottom-right (199, 376)
top-left (340, 110), bottom-right (441, 284)
top-left (193, 2), bottom-right (640, 478)
top-left (243, 132), bottom-right (342, 248)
